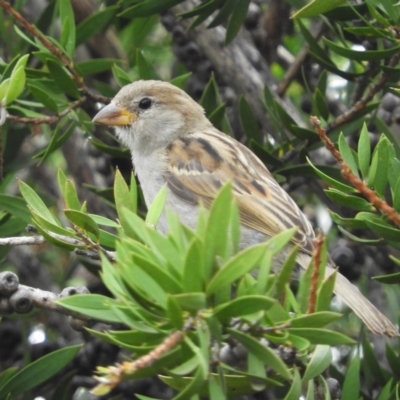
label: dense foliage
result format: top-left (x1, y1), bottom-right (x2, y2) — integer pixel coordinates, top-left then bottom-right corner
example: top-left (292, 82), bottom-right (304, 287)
top-left (0, 0), bottom-right (400, 399)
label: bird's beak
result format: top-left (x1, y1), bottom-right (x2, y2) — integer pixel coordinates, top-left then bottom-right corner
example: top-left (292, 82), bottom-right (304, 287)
top-left (92, 103), bottom-right (137, 126)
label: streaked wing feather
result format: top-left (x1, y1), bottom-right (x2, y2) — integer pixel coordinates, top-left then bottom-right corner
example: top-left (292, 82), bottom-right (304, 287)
top-left (164, 129), bottom-right (315, 255)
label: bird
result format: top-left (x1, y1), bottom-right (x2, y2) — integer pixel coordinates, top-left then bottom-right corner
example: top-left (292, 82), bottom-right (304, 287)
top-left (92, 79), bottom-right (398, 337)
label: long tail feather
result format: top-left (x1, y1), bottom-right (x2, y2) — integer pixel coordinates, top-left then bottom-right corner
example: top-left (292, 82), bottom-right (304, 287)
top-left (328, 267), bottom-right (398, 337)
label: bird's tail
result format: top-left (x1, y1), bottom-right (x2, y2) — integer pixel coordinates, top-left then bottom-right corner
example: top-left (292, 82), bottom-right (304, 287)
top-left (328, 266), bottom-right (398, 337)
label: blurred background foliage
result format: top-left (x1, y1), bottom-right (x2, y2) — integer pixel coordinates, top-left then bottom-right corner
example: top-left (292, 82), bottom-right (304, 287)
top-left (1, 0), bottom-right (400, 399)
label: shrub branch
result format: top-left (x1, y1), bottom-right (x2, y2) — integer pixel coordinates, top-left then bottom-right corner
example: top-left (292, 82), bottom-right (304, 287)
top-left (92, 323), bottom-right (192, 395)
top-left (325, 51), bottom-right (400, 133)
top-left (308, 233), bottom-right (324, 314)
top-left (0, 0), bottom-right (110, 105)
top-left (310, 116), bottom-right (400, 228)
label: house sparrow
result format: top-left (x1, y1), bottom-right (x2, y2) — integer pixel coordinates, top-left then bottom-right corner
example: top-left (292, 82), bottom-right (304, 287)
top-left (93, 80), bottom-right (398, 337)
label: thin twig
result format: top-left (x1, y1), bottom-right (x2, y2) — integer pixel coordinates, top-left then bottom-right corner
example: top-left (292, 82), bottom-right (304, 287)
top-left (0, 0), bottom-right (81, 83)
top-left (7, 97), bottom-right (87, 125)
top-left (74, 229), bottom-right (116, 262)
top-left (92, 322), bottom-right (192, 395)
top-left (277, 22), bottom-right (326, 97)
top-left (0, 0), bottom-right (110, 105)
top-left (0, 233), bottom-right (115, 260)
top-left (326, 51), bottom-right (400, 133)
top-left (257, 322), bottom-right (292, 333)
top-left (0, 235), bottom-right (46, 246)
top-left (310, 116), bottom-right (400, 228)
top-left (307, 233), bottom-right (324, 315)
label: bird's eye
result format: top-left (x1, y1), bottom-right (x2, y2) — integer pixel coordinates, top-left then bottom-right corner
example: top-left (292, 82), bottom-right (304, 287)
top-left (139, 98), bottom-right (152, 110)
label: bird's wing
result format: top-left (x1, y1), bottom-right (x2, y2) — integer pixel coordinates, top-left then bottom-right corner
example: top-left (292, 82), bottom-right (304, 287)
top-left (164, 128), bottom-right (315, 255)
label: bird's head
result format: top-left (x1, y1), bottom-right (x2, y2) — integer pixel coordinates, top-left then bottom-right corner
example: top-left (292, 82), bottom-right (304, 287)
top-left (92, 80), bottom-right (210, 154)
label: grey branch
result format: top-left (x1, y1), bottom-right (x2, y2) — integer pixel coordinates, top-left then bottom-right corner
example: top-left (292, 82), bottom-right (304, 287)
top-left (0, 234), bottom-right (115, 261)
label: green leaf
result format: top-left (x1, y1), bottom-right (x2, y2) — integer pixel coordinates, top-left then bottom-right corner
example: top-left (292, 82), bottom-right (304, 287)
top-left (170, 72), bottom-right (192, 89)
top-left (59, 0), bottom-right (76, 56)
top-left (75, 59), bottom-right (119, 75)
top-left (64, 209), bottom-right (100, 239)
top-left (357, 123), bottom-right (371, 179)
top-left (28, 83), bottom-right (58, 112)
top-left (303, 345), bottom-right (332, 381)
top-left (393, 177), bottom-right (400, 212)
top-left (136, 49), bottom-right (158, 80)
top-left (114, 169), bottom-right (137, 234)
top-left (203, 182), bottom-right (234, 273)
top-left (291, 312), bottom-right (341, 328)
top-left (57, 294), bottom-right (123, 322)
top-left (376, 379), bottom-right (394, 400)
top-left (362, 335), bottom-right (386, 386)
top-left (1, 345), bottom-right (81, 398)
top-left (169, 356), bottom-right (200, 376)
top-left (4, 66), bottom-right (25, 105)
top-left (292, 0), bottom-right (346, 18)
top-left (122, 263), bottom-right (168, 308)
top-left (283, 368), bottom-right (301, 400)
top-left (289, 126), bottom-right (318, 141)
top-left (306, 158), bottom-right (355, 192)
top-left (324, 38), bottom-right (400, 62)
top-left (364, 219), bottom-right (400, 242)
top-left (247, 351), bottom-right (267, 389)
top-left (145, 185), bottom-right (167, 227)
top-left (183, 238), bottom-right (205, 292)
top-left (374, 118), bottom-right (400, 158)
top-left (287, 328), bottom-right (355, 345)
top-left (341, 356), bottom-right (360, 400)
top-left (386, 344), bottom-right (400, 378)
top-left (225, 0), bottom-right (251, 45)
top-left (64, 180), bottom-right (80, 210)
top-left (46, 60), bottom-right (80, 98)
top-left (75, 6), bottom-right (118, 46)
top-left (324, 189), bottom-right (373, 211)
top-left (29, 207), bottom-right (75, 237)
top-left (13, 53), bottom-right (30, 71)
top-left (206, 243), bottom-right (268, 296)
top-left (208, 103), bottom-right (226, 130)
top-left (297, 19), bottom-right (335, 67)
top-left (373, 271), bottom-right (400, 284)
top-left (0, 194), bottom-right (32, 224)
top-left (329, 211), bottom-right (367, 229)
top-left (120, 0), bottom-right (183, 18)
top-left (368, 136), bottom-right (389, 197)
top-left (338, 225), bottom-right (384, 245)
top-left (30, 218), bottom-right (81, 251)
top-left (273, 245), bottom-right (299, 298)
top-left (229, 328), bottom-right (292, 380)
top-left (129, 253), bottom-right (182, 294)
top-left (338, 133), bottom-right (359, 178)
top-left (239, 95), bottom-right (261, 142)
top-left (173, 293), bottom-right (207, 312)
top-left (111, 64), bottom-right (132, 86)
top-left (1, 54), bottom-right (27, 82)
top-left (315, 88), bottom-right (329, 121)
top-left (200, 74), bottom-right (220, 117)
top-left (208, 0), bottom-right (237, 28)
top-left (0, 368), bottom-right (18, 394)
top-left (305, 379), bottom-right (315, 400)
top-left (0, 78), bottom-right (10, 103)
top-left (208, 374), bottom-right (226, 400)
top-left (316, 271), bottom-right (336, 312)
top-left (213, 295), bottom-right (275, 322)
top-left (167, 295), bottom-right (184, 329)
top-left (35, 121), bottom-right (77, 164)
top-left (18, 180), bottom-right (59, 225)
top-left (180, 0), bottom-right (220, 19)
top-left (1, 55), bottom-right (29, 104)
